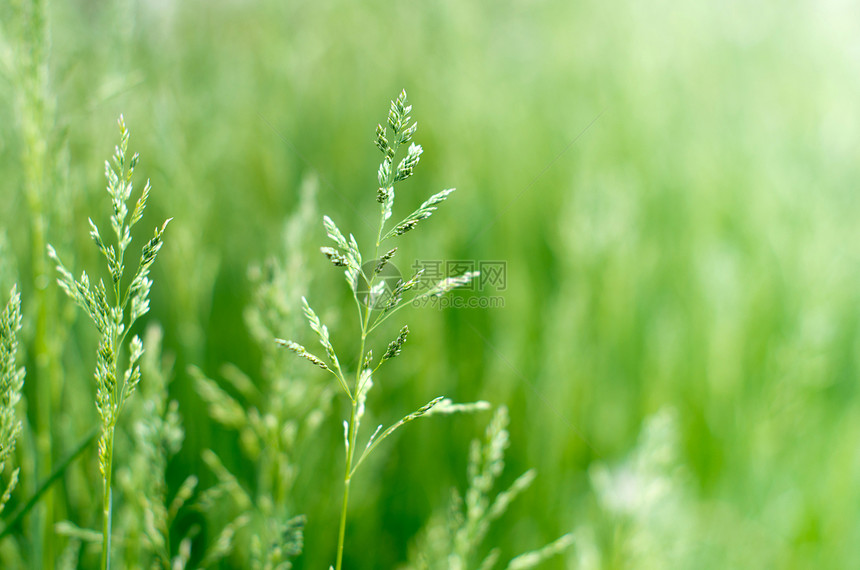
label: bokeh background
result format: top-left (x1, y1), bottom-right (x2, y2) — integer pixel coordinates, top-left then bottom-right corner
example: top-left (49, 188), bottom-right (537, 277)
top-left (2, 0), bottom-right (860, 568)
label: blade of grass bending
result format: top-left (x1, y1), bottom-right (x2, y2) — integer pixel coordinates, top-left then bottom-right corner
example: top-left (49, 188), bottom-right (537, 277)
top-left (0, 427), bottom-right (99, 540)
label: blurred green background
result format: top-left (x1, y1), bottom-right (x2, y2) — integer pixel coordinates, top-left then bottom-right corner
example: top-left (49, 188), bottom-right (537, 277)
top-left (2, 0), bottom-right (860, 567)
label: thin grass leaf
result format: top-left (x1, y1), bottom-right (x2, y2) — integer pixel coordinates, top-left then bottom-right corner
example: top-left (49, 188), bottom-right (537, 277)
top-left (0, 468), bottom-right (19, 515)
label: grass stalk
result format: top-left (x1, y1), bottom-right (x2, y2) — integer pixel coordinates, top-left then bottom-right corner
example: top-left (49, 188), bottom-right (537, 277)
top-left (279, 90), bottom-right (487, 568)
top-left (48, 117), bottom-right (169, 570)
top-left (100, 426), bottom-right (114, 570)
top-left (335, 401), bottom-right (357, 570)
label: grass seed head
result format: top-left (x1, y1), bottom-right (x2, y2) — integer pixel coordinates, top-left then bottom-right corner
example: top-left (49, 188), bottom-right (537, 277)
top-left (383, 326), bottom-right (409, 361)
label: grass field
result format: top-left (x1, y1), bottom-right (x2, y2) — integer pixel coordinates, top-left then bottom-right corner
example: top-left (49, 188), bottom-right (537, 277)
top-left (2, 0), bottom-right (860, 568)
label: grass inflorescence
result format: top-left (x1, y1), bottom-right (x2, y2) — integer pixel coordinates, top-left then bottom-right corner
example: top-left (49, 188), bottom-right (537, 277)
top-left (277, 90), bottom-right (489, 570)
top-left (48, 117), bottom-right (170, 570)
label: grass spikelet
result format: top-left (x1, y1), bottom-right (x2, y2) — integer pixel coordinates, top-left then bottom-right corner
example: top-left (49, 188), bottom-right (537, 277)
top-left (382, 326), bottom-right (409, 361)
top-left (428, 271), bottom-right (481, 297)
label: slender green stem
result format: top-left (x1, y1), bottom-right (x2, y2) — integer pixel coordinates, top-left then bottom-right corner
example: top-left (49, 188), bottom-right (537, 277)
top-left (335, 478), bottom-right (350, 570)
top-left (101, 425), bottom-right (114, 570)
top-left (335, 400), bottom-right (358, 570)
top-left (334, 119), bottom-right (406, 568)
top-left (101, 302), bottom-right (119, 569)
top-left (335, 246), bottom-right (379, 567)
top-left (101, 303), bottom-right (122, 570)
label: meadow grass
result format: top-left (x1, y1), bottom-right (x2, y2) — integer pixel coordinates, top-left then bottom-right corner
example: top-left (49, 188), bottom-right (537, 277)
top-left (48, 117), bottom-right (170, 569)
top-left (1, 0), bottom-right (859, 568)
top-left (277, 90), bottom-right (490, 570)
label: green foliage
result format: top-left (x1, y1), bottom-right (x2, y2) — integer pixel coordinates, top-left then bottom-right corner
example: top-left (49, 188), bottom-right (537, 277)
top-left (2, 1), bottom-right (859, 567)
